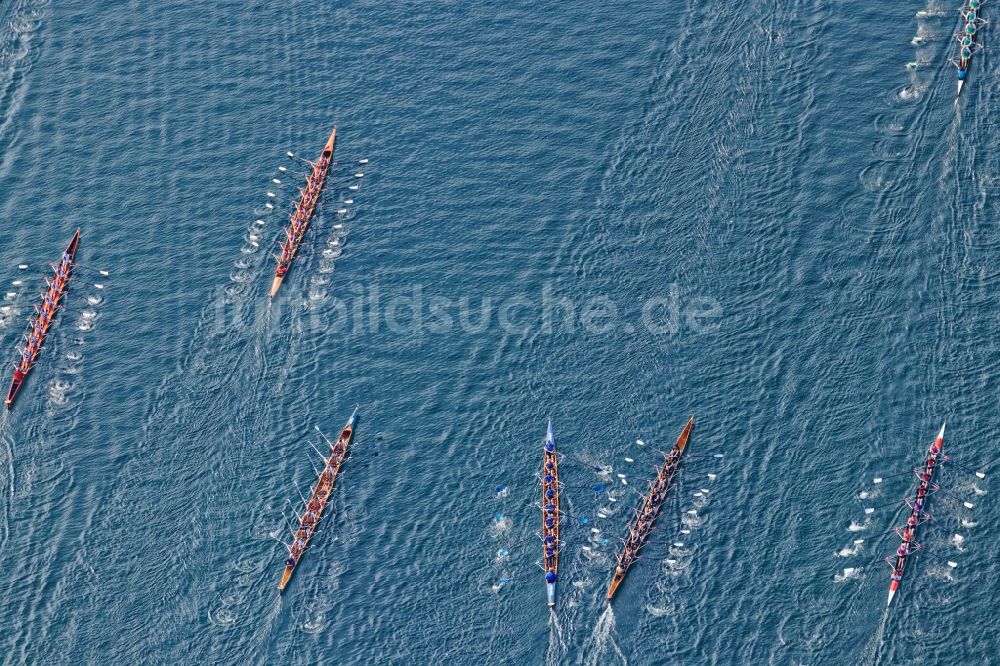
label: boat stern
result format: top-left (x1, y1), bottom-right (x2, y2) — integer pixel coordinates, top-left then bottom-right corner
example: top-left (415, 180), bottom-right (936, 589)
top-left (546, 581), bottom-right (557, 607)
top-left (278, 566), bottom-right (294, 591)
top-left (606, 577), bottom-right (622, 602)
top-left (887, 580), bottom-right (899, 606)
top-left (268, 275), bottom-right (284, 299)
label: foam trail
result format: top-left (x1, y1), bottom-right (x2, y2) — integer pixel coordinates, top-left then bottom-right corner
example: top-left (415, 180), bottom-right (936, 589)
top-left (861, 606), bottom-right (890, 666)
top-left (544, 610), bottom-right (567, 665)
top-left (583, 606), bottom-right (627, 666)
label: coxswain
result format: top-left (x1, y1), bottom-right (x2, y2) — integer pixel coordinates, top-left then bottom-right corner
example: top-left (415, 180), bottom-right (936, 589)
top-left (891, 570), bottom-right (902, 582)
top-left (285, 556), bottom-right (296, 567)
top-left (12, 369), bottom-right (25, 382)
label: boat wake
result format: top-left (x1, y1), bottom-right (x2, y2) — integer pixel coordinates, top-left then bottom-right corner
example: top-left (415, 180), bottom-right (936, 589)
top-left (847, 519), bottom-right (871, 532)
top-left (544, 610), bottom-right (567, 665)
top-left (0, 413), bottom-right (13, 546)
top-left (0, 0), bottom-right (49, 149)
top-left (583, 605), bottom-right (627, 666)
top-left (860, 606), bottom-right (890, 666)
top-left (836, 538), bottom-right (865, 557)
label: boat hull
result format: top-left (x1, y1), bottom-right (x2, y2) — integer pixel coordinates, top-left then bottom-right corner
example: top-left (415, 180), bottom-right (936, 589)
top-left (278, 566), bottom-right (294, 591)
top-left (268, 275), bottom-right (284, 299)
top-left (606, 416), bottom-right (694, 602)
top-left (269, 127), bottom-right (337, 298)
top-left (541, 419), bottom-right (560, 608)
top-left (278, 406), bottom-right (358, 591)
top-left (885, 423), bottom-right (944, 608)
top-left (5, 229), bottom-right (80, 409)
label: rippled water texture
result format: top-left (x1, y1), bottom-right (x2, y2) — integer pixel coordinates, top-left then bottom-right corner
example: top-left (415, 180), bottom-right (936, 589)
top-left (0, 1), bottom-right (995, 664)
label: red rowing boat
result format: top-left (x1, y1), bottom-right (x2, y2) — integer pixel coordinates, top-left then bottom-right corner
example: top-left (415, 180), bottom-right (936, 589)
top-left (886, 423), bottom-right (944, 606)
top-left (5, 229), bottom-right (80, 408)
top-left (279, 405), bottom-right (358, 591)
top-left (269, 127), bottom-right (337, 298)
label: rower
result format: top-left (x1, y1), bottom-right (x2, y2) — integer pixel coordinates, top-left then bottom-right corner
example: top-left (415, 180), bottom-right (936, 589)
top-left (545, 516), bottom-right (555, 529)
top-left (897, 544), bottom-right (909, 557)
top-left (546, 489), bottom-right (555, 500)
top-left (545, 547), bottom-right (555, 558)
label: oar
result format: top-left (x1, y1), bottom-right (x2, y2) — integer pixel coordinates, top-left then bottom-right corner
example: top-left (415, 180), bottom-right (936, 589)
top-left (864, 497), bottom-right (909, 514)
top-left (872, 469), bottom-right (917, 484)
top-left (941, 456), bottom-right (987, 479)
top-left (913, 546), bottom-right (959, 569)
top-left (928, 485), bottom-right (975, 510)
top-left (72, 265), bottom-right (111, 277)
top-left (314, 425), bottom-right (337, 449)
top-left (307, 440), bottom-right (330, 463)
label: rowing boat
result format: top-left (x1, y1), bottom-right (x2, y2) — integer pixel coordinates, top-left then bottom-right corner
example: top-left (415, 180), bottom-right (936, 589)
top-left (885, 423), bottom-right (944, 606)
top-left (606, 416), bottom-right (693, 602)
top-left (5, 229), bottom-right (80, 408)
top-left (954, 0), bottom-right (985, 96)
top-left (541, 418), bottom-right (559, 607)
top-left (278, 405), bottom-right (358, 591)
top-left (269, 126), bottom-right (337, 298)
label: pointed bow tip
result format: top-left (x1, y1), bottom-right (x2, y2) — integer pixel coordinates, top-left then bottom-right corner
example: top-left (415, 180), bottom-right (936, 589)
top-left (937, 422), bottom-right (946, 440)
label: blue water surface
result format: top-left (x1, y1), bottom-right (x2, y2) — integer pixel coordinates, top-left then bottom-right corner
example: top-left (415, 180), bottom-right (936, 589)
top-left (0, 1), bottom-right (996, 664)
